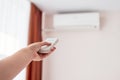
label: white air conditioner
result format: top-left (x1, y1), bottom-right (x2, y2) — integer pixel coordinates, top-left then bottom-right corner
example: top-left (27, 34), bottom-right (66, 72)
top-left (43, 12), bottom-right (100, 31)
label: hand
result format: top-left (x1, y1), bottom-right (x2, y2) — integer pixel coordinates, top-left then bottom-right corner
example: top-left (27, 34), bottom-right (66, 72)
top-left (27, 42), bottom-right (56, 61)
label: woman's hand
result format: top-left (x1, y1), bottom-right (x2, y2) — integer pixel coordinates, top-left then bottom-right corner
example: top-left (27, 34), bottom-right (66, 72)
top-left (27, 42), bottom-right (56, 61)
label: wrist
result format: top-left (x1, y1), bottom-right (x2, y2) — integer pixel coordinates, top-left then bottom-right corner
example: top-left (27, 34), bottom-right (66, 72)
top-left (22, 47), bottom-right (36, 60)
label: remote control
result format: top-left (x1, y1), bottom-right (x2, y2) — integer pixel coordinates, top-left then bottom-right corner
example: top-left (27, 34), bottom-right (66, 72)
top-left (38, 38), bottom-right (58, 53)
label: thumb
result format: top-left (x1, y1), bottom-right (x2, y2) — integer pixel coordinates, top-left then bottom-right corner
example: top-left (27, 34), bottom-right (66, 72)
top-left (28, 42), bottom-right (51, 52)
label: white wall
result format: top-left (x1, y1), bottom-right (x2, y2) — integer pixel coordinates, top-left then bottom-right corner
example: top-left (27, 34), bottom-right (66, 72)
top-left (0, 0), bottom-right (31, 80)
top-left (42, 11), bottom-right (120, 80)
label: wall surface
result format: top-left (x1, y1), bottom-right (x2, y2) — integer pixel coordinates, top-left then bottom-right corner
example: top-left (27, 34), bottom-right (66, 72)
top-left (0, 0), bottom-right (31, 80)
top-left (42, 11), bottom-right (120, 80)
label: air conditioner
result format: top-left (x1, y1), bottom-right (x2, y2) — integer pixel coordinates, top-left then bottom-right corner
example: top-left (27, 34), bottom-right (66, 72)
top-left (43, 12), bottom-right (100, 31)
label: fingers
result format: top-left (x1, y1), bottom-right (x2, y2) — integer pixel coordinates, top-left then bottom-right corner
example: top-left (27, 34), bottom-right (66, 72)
top-left (39, 42), bottom-right (51, 47)
top-left (32, 47), bottom-right (56, 61)
top-left (29, 41), bottom-right (56, 61)
top-left (39, 47), bottom-right (56, 58)
top-left (36, 42), bottom-right (51, 51)
top-left (28, 42), bottom-right (51, 52)
top-left (50, 47), bottom-right (56, 51)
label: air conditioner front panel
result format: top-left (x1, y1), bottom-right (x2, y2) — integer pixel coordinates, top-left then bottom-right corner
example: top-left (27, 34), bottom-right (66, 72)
top-left (53, 12), bottom-right (100, 30)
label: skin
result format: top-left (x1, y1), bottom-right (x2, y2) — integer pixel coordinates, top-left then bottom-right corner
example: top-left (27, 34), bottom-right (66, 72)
top-left (0, 42), bottom-right (56, 80)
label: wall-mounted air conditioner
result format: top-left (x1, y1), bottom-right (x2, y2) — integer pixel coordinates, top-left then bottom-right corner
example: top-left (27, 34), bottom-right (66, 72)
top-left (43, 12), bottom-right (100, 31)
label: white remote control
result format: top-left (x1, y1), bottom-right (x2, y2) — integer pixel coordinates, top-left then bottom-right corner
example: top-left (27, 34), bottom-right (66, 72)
top-left (39, 38), bottom-right (58, 53)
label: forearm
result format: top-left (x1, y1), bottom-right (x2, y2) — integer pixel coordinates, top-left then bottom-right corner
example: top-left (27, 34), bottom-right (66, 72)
top-left (0, 48), bottom-right (34, 80)
top-left (0, 42), bottom-right (54, 80)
